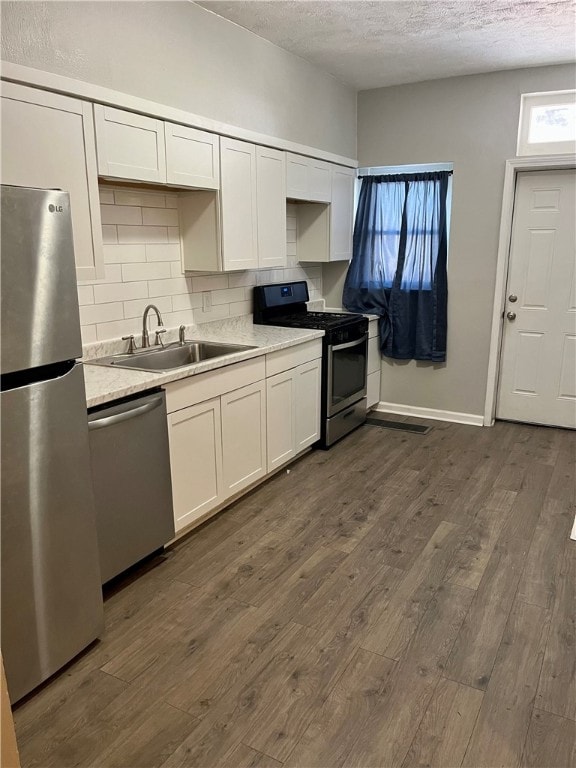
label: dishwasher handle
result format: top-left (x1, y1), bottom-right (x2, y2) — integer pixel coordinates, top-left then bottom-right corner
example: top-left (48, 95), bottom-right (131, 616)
top-left (88, 395), bottom-right (164, 431)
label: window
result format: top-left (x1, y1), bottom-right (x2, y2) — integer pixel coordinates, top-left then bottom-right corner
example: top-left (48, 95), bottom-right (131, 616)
top-left (517, 91), bottom-right (576, 156)
top-left (343, 164), bottom-right (452, 362)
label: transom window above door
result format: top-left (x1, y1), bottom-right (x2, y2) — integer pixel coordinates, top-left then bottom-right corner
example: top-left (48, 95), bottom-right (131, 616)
top-left (517, 90), bottom-right (576, 156)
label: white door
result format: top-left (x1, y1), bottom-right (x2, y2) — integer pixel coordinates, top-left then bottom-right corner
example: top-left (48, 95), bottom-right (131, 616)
top-left (256, 146), bottom-right (287, 269)
top-left (168, 398), bottom-right (223, 532)
top-left (221, 381), bottom-right (266, 497)
top-left (220, 137), bottom-right (258, 270)
top-left (266, 370), bottom-right (296, 471)
top-left (93, 105), bottom-right (166, 183)
top-left (1, 82), bottom-right (104, 281)
top-left (165, 123), bottom-right (220, 189)
top-left (497, 169), bottom-right (576, 428)
top-left (294, 359), bottom-right (322, 451)
top-left (330, 165), bottom-right (355, 261)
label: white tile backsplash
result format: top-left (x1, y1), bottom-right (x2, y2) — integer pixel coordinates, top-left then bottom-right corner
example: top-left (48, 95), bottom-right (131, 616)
top-left (146, 243), bottom-right (181, 262)
top-left (104, 244), bottom-right (146, 264)
top-left (121, 262), bottom-right (172, 282)
top-left (100, 205), bottom-right (142, 225)
top-left (93, 281), bottom-right (148, 304)
top-left (142, 207), bottom-right (179, 226)
top-left (117, 225), bottom-right (169, 244)
top-left (79, 185), bottom-right (323, 343)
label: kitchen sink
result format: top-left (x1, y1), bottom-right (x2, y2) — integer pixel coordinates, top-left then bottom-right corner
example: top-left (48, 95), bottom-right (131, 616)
top-left (88, 341), bottom-right (258, 372)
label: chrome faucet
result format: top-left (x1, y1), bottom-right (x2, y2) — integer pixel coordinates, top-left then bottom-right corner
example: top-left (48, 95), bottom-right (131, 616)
top-left (141, 304), bottom-right (164, 348)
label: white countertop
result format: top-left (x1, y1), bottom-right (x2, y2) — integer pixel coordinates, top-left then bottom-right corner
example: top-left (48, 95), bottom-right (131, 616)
top-left (83, 316), bottom-right (324, 408)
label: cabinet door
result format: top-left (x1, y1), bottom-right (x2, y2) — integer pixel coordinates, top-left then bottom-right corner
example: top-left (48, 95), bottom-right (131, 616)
top-left (308, 159), bottom-right (332, 203)
top-left (330, 165), bottom-right (355, 261)
top-left (1, 82), bottom-right (104, 281)
top-left (367, 371), bottom-right (380, 409)
top-left (368, 335), bottom-right (380, 375)
top-left (266, 370), bottom-right (296, 472)
top-left (94, 105), bottom-right (166, 183)
top-left (257, 146), bottom-right (287, 269)
top-left (168, 398), bottom-right (223, 532)
top-left (286, 152), bottom-right (309, 199)
top-left (221, 381), bottom-right (266, 497)
top-left (165, 124), bottom-right (220, 189)
top-left (295, 359), bottom-right (322, 451)
top-left (220, 137), bottom-right (258, 270)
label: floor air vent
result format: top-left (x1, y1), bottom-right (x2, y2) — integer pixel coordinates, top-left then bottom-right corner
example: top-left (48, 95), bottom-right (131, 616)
top-left (365, 415), bottom-right (432, 434)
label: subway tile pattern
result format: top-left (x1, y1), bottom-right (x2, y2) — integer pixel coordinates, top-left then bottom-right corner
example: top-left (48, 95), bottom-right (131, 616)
top-left (78, 188), bottom-right (322, 343)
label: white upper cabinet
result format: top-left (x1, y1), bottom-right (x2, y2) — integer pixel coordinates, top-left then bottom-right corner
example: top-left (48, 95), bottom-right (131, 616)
top-left (297, 163), bottom-right (356, 263)
top-left (256, 146), bottom-right (287, 269)
top-left (1, 82), bottom-right (104, 281)
top-left (309, 159), bottom-right (332, 203)
top-left (220, 137), bottom-right (259, 271)
top-left (94, 105), bottom-right (167, 183)
top-left (286, 152), bottom-right (331, 203)
top-left (94, 105), bottom-right (220, 189)
top-left (180, 140), bottom-right (287, 272)
top-left (165, 123), bottom-right (220, 189)
top-left (330, 165), bottom-right (356, 261)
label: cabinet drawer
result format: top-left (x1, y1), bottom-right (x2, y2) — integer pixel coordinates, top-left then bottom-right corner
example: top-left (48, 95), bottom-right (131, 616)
top-left (164, 357), bottom-right (265, 413)
top-left (266, 339), bottom-right (322, 377)
top-left (368, 336), bottom-right (380, 375)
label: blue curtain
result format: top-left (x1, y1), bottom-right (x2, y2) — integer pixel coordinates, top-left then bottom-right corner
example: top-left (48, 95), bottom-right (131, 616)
top-left (343, 171), bottom-right (450, 362)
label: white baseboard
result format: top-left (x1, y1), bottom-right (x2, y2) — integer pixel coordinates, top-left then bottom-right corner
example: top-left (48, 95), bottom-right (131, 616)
top-left (373, 401), bottom-right (485, 427)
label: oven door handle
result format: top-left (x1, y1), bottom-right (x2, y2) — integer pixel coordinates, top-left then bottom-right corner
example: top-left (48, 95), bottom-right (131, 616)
top-left (329, 333), bottom-right (368, 353)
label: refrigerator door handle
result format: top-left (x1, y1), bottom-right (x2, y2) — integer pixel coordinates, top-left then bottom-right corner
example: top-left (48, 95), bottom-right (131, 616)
top-left (88, 396), bottom-right (164, 431)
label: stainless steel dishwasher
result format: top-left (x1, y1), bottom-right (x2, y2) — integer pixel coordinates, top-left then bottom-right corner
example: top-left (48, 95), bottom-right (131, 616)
top-left (88, 389), bottom-right (175, 584)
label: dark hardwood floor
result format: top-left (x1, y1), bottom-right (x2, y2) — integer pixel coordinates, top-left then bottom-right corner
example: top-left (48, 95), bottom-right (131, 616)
top-left (13, 417), bottom-right (576, 768)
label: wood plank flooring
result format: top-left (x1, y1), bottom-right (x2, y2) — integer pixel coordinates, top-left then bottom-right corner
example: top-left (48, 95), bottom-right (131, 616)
top-left (12, 417), bottom-right (576, 768)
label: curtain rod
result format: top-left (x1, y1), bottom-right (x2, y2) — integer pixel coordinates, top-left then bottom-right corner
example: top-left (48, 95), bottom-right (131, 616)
top-left (358, 170), bottom-right (453, 180)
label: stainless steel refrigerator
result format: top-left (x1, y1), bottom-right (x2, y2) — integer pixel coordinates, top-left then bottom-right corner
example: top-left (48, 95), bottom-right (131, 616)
top-left (1, 185), bottom-right (103, 703)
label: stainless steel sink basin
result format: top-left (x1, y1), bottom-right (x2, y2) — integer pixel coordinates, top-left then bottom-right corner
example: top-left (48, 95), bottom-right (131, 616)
top-left (88, 340), bottom-right (257, 372)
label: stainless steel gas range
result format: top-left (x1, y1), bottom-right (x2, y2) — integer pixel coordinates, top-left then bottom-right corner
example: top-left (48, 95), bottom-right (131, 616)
top-left (253, 281), bottom-right (368, 448)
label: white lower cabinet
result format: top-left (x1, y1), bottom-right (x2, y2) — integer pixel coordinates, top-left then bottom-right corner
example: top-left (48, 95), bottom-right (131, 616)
top-left (266, 357), bottom-right (321, 472)
top-left (295, 359), bottom-right (322, 451)
top-left (168, 397), bottom-right (223, 532)
top-left (165, 362), bottom-right (267, 533)
top-left (266, 371), bottom-right (296, 471)
top-left (367, 319), bottom-right (381, 409)
top-left (221, 381), bottom-right (267, 496)
top-left (166, 346), bottom-right (320, 535)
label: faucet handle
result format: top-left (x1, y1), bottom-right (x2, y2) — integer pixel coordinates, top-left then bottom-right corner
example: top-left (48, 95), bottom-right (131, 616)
top-left (178, 325), bottom-right (186, 345)
top-left (122, 335), bottom-right (137, 354)
top-left (154, 327), bottom-right (167, 347)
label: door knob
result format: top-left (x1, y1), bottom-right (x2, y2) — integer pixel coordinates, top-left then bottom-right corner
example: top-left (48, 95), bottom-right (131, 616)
top-left (507, 311), bottom-right (516, 321)
top-left (508, 294), bottom-right (518, 303)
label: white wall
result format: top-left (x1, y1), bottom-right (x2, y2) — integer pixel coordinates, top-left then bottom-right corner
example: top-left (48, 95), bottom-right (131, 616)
top-left (0, 0), bottom-right (357, 158)
top-left (79, 189), bottom-right (321, 344)
top-left (354, 64), bottom-right (576, 418)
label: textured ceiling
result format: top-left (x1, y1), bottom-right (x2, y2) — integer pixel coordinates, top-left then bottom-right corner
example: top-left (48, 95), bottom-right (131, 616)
top-left (195, 0), bottom-right (576, 90)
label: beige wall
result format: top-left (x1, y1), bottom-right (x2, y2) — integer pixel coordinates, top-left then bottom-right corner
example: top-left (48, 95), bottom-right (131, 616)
top-left (355, 64), bottom-right (576, 417)
top-left (0, 1), bottom-right (357, 158)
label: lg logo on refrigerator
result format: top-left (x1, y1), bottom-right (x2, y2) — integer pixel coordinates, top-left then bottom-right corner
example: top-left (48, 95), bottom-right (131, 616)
top-left (48, 204), bottom-right (63, 213)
